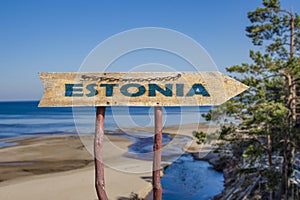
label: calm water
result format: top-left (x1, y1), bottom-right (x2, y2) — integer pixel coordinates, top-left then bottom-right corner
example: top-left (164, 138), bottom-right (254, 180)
top-left (146, 154), bottom-right (224, 200)
top-left (109, 132), bottom-right (192, 162)
top-left (0, 101), bottom-right (223, 199)
top-left (161, 154), bottom-right (223, 200)
top-left (0, 101), bottom-right (211, 140)
top-left (111, 132), bottom-right (224, 200)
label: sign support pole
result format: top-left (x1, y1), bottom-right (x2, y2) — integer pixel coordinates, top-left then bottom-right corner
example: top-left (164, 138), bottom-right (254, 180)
top-left (95, 106), bottom-right (108, 200)
top-left (153, 106), bottom-right (163, 200)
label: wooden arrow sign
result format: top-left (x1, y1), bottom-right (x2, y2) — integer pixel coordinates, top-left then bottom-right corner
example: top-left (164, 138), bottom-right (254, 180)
top-left (38, 72), bottom-right (248, 107)
top-left (38, 71), bottom-right (248, 200)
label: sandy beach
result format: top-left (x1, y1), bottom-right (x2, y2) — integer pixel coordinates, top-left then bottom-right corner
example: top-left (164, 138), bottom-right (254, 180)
top-left (0, 123), bottom-right (219, 200)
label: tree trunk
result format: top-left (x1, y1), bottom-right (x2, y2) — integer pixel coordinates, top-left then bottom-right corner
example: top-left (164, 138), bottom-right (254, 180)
top-left (267, 133), bottom-right (272, 168)
top-left (282, 14), bottom-right (296, 200)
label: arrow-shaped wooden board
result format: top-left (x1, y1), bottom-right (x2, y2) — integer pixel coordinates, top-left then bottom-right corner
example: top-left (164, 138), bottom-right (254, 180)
top-left (38, 72), bottom-right (248, 107)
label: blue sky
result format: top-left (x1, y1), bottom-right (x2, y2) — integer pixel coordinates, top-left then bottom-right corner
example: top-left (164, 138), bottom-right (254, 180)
top-left (0, 0), bottom-right (299, 101)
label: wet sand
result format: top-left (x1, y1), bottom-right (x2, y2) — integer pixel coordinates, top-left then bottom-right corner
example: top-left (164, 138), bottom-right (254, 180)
top-left (0, 123), bottom-right (219, 200)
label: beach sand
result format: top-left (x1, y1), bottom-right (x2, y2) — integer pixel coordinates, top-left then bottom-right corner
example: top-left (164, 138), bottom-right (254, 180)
top-left (0, 123), bottom-right (219, 200)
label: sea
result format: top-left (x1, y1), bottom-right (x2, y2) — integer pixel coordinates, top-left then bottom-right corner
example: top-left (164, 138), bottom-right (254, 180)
top-left (0, 101), bottom-right (212, 142)
top-left (0, 101), bottom-right (224, 199)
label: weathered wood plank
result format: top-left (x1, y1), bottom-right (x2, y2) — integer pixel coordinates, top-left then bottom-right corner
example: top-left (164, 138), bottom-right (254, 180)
top-left (38, 72), bottom-right (248, 107)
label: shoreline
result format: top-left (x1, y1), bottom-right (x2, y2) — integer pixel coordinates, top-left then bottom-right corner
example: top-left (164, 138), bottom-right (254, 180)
top-left (0, 134), bottom-right (154, 200)
top-left (0, 122), bottom-right (222, 200)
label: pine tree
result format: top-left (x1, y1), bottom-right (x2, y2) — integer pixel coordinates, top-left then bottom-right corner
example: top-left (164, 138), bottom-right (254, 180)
top-left (206, 0), bottom-right (300, 198)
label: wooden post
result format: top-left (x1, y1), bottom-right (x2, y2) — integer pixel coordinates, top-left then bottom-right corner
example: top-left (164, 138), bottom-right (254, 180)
top-left (95, 107), bottom-right (108, 200)
top-left (153, 106), bottom-right (163, 200)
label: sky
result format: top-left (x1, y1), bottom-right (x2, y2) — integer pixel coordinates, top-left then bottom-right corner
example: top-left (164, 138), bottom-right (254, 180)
top-left (0, 0), bottom-right (299, 101)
